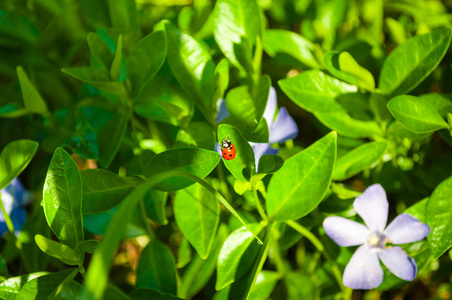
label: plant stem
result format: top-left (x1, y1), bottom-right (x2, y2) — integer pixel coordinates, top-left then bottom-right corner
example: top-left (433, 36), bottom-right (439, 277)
top-left (139, 197), bottom-right (156, 239)
top-left (270, 225), bottom-right (287, 277)
top-left (0, 192), bottom-right (33, 272)
top-left (286, 220), bottom-right (351, 299)
top-left (252, 187), bottom-right (268, 223)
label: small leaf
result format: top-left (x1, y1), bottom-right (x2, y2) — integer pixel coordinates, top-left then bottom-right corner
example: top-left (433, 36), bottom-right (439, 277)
top-left (143, 148), bottom-right (220, 191)
top-left (43, 148), bottom-right (83, 248)
top-left (174, 122), bottom-right (215, 150)
top-left (81, 169), bottom-right (143, 214)
top-left (338, 52), bottom-right (375, 91)
top-left (75, 240), bottom-right (99, 255)
top-left (127, 30), bottom-right (166, 95)
top-left (109, 0), bottom-right (139, 31)
top-left (333, 141), bottom-right (388, 181)
top-left (266, 132), bottom-right (337, 221)
top-left (263, 29), bottom-right (319, 69)
top-left (34, 235), bottom-right (80, 266)
top-left (0, 273), bottom-right (47, 300)
top-left (110, 34), bottom-right (123, 81)
top-left (379, 28), bottom-right (452, 97)
top-left (0, 139), bottom-right (38, 190)
top-left (174, 183), bottom-right (220, 259)
top-left (387, 95), bottom-right (449, 133)
top-left (87, 32), bottom-right (113, 70)
top-left (257, 155), bottom-right (284, 174)
top-left (16, 66), bottom-right (48, 115)
top-left (248, 271), bottom-right (280, 300)
top-left (136, 239), bottom-right (177, 295)
top-left (279, 70), bottom-right (357, 113)
top-left (426, 176), bottom-right (452, 259)
top-left (143, 189), bottom-right (168, 225)
top-left (217, 124), bottom-right (255, 181)
top-left (97, 111), bottom-right (129, 167)
top-left (16, 268), bottom-right (79, 300)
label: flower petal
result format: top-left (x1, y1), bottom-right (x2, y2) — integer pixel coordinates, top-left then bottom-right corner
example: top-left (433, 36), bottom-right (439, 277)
top-left (269, 107), bottom-right (299, 143)
top-left (379, 246), bottom-right (417, 281)
top-left (251, 143), bottom-right (278, 168)
top-left (323, 216), bottom-right (369, 247)
top-left (263, 87), bottom-right (277, 128)
top-left (385, 214), bottom-right (430, 244)
top-left (216, 98), bottom-right (229, 123)
top-left (343, 244), bottom-right (383, 289)
top-left (11, 207), bottom-right (26, 237)
top-left (353, 184), bottom-right (388, 232)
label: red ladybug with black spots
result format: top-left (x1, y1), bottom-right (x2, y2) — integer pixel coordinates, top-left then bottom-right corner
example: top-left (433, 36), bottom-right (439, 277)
top-left (220, 138), bottom-right (236, 160)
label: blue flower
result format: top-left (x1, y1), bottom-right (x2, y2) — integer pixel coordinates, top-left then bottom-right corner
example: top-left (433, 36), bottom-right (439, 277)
top-left (323, 184), bottom-right (430, 289)
top-left (216, 87), bottom-right (298, 167)
top-left (0, 178), bottom-right (30, 237)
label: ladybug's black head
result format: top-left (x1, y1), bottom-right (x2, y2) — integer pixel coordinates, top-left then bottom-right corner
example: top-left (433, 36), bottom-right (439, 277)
top-left (221, 139), bottom-right (232, 149)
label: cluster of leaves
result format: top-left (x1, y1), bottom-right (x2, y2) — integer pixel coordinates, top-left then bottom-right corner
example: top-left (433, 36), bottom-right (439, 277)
top-left (1, 0), bottom-right (452, 299)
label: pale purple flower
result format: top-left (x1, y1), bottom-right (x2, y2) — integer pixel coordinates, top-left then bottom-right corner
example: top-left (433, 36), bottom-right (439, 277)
top-left (323, 184), bottom-right (430, 290)
top-left (0, 178), bottom-right (30, 237)
top-left (216, 87), bottom-right (298, 167)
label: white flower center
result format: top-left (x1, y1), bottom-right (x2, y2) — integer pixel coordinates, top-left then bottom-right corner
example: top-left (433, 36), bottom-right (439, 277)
top-left (367, 231), bottom-right (389, 249)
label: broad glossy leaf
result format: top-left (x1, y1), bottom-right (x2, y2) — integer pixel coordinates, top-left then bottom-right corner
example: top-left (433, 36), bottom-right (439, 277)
top-left (379, 28), bottom-right (452, 97)
top-left (176, 237), bottom-right (192, 269)
top-left (110, 35), bottom-right (123, 81)
top-left (16, 268), bottom-right (79, 300)
top-left (61, 67), bottom-right (127, 98)
top-left (87, 32), bottom-right (112, 70)
top-left (324, 51), bottom-right (359, 86)
top-left (217, 124), bottom-right (255, 181)
top-left (143, 148), bottom-right (220, 191)
top-left (179, 225), bottom-right (228, 298)
top-left (130, 288), bottom-right (184, 300)
top-left (0, 273), bottom-right (47, 300)
top-left (213, 0), bottom-right (261, 71)
top-left (0, 139), bottom-right (38, 189)
top-left (279, 70), bottom-right (357, 113)
top-left (315, 110), bottom-right (383, 138)
top-left (387, 95), bottom-right (449, 133)
top-left (174, 183), bottom-right (220, 259)
top-left (35, 234), bottom-right (80, 266)
top-left (266, 132), bottom-right (337, 221)
top-left (419, 94), bottom-right (452, 118)
top-left (212, 59), bottom-right (230, 105)
top-left (16, 66), bottom-right (48, 115)
top-left (143, 189), bottom-right (168, 225)
top-left (248, 271), bottom-right (280, 300)
top-left (97, 111), bottom-right (129, 167)
top-left (164, 21), bottom-right (215, 119)
top-left (174, 122), bottom-right (215, 150)
top-left (257, 154), bottom-right (284, 174)
top-left (74, 240), bottom-right (99, 256)
top-left (136, 239), bottom-right (177, 295)
top-left (333, 141), bottom-right (388, 181)
top-left (426, 176), bottom-right (452, 259)
top-left (338, 52), bottom-right (375, 91)
top-left (81, 169), bottom-right (143, 213)
top-left (263, 29), bottom-right (319, 69)
top-left (43, 148), bottom-right (83, 248)
top-left (127, 30), bottom-right (166, 95)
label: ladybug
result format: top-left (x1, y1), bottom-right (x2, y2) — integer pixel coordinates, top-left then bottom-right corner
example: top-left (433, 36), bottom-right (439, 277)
top-left (220, 138), bottom-right (236, 160)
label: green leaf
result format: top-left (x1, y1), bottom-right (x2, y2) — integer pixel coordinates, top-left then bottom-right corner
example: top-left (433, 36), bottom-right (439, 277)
top-left (216, 224), bottom-right (262, 290)
top-left (324, 51), bottom-right (359, 87)
top-left (16, 268), bottom-right (79, 300)
top-left (34, 235), bottom-right (80, 266)
top-left (97, 111), bottom-right (129, 167)
top-left (143, 148), bottom-right (220, 191)
top-left (81, 169), bottom-right (143, 214)
top-left (379, 28), bottom-right (452, 97)
top-left (266, 132), bottom-right (337, 221)
top-left (257, 154), bottom-right (284, 174)
top-left (173, 122), bottom-right (215, 150)
top-left (143, 190), bottom-right (168, 225)
top-left (74, 240), bottom-right (99, 255)
top-left (248, 271), bottom-right (280, 300)
top-left (0, 273), bottom-right (48, 300)
top-left (16, 66), bottom-right (48, 115)
top-left (338, 52), bottom-right (375, 91)
top-left (130, 288), bottom-right (184, 300)
top-left (212, 59), bottom-right (230, 105)
top-left (217, 124), bottom-right (255, 181)
top-left (0, 139), bottom-right (38, 189)
top-left (285, 273), bottom-right (316, 299)
top-left (110, 35), bottom-right (123, 81)
top-left (426, 175), bottom-right (452, 259)
top-left (179, 225), bottom-right (227, 298)
top-left (43, 148), bottom-right (83, 248)
top-left (279, 70), bottom-right (357, 113)
top-left (419, 94), bottom-right (452, 118)
top-left (136, 239), bottom-right (177, 295)
top-left (61, 67), bottom-right (127, 98)
top-left (333, 141), bottom-right (388, 181)
top-left (109, 0), bottom-right (139, 31)
top-left (87, 32), bottom-right (113, 71)
top-left (176, 237), bottom-right (192, 269)
top-left (127, 30), bottom-right (167, 95)
top-left (263, 29), bottom-right (319, 69)
top-left (387, 95), bottom-right (449, 133)
top-left (314, 110), bottom-right (383, 138)
top-left (213, 0), bottom-right (261, 71)
top-left (174, 183), bottom-right (220, 259)
top-left (164, 21), bottom-right (215, 119)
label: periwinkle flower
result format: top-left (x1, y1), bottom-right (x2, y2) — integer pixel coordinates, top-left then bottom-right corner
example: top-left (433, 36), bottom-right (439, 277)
top-left (323, 184), bottom-right (430, 289)
top-left (216, 87), bottom-right (298, 166)
top-left (0, 178), bottom-right (30, 237)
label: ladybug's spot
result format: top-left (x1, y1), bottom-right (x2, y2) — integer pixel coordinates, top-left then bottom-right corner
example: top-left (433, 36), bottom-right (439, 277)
top-left (229, 154), bottom-right (233, 157)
